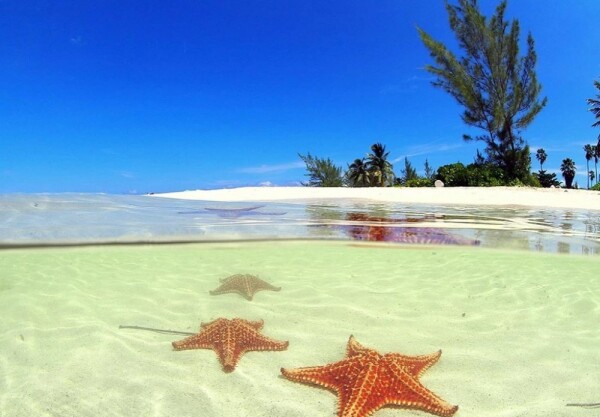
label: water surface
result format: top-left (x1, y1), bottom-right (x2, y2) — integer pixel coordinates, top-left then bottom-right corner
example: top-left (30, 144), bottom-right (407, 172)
top-left (1, 193), bottom-right (599, 254)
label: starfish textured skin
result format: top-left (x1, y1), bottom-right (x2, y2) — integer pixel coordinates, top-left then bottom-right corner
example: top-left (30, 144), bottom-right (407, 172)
top-left (281, 335), bottom-right (458, 417)
top-left (209, 274), bottom-right (281, 300)
top-left (172, 318), bottom-right (289, 372)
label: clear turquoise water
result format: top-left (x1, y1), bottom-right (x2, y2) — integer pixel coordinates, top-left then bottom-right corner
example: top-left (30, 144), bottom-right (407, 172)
top-left (1, 193), bottom-right (599, 254)
top-left (1, 241), bottom-right (599, 417)
top-left (1, 194), bottom-right (600, 417)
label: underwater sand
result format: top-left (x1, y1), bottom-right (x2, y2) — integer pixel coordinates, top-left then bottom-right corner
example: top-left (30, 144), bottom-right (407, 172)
top-left (0, 240), bottom-right (599, 417)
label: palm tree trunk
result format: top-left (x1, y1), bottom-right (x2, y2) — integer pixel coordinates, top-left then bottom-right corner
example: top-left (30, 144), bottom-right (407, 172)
top-left (587, 160), bottom-right (590, 189)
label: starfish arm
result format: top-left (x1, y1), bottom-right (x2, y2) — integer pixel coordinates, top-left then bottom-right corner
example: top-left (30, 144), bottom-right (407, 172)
top-left (171, 333), bottom-right (215, 350)
top-left (239, 332), bottom-right (289, 352)
top-left (253, 277), bottom-right (282, 292)
top-left (219, 345), bottom-right (243, 373)
top-left (383, 358), bottom-right (458, 417)
top-left (209, 284), bottom-right (244, 295)
top-left (209, 286), bottom-right (233, 295)
top-left (337, 360), bottom-right (383, 417)
top-left (233, 318), bottom-right (264, 330)
top-left (209, 275), bottom-right (244, 294)
top-left (386, 350), bottom-right (442, 377)
top-left (281, 363), bottom-right (347, 392)
top-left (346, 335), bottom-right (378, 357)
top-left (200, 318), bottom-right (224, 329)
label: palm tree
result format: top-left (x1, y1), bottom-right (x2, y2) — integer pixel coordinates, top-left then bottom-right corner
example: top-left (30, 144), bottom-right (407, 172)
top-left (589, 170), bottom-right (595, 186)
top-left (536, 148), bottom-right (547, 171)
top-left (588, 80), bottom-right (600, 138)
top-left (594, 144), bottom-right (599, 185)
top-left (584, 144), bottom-right (594, 188)
top-left (587, 80), bottom-right (600, 184)
top-left (346, 158), bottom-right (370, 187)
top-left (365, 143), bottom-right (395, 187)
top-left (560, 158), bottom-right (576, 189)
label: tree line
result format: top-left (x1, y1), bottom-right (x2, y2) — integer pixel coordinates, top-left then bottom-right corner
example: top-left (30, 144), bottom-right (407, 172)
top-left (299, 0), bottom-right (600, 190)
top-left (299, 143), bottom-right (425, 188)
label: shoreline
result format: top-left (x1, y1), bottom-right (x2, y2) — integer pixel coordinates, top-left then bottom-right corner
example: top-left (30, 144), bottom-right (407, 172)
top-left (152, 186), bottom-right (600, 211)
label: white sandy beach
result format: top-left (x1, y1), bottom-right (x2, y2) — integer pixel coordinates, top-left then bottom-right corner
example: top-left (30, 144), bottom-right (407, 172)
top-left (154, 186), bottom-right (600, 211)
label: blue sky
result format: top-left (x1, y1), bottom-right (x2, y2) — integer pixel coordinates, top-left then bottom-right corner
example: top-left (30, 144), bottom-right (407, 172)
top-left (1, 0), bottom-right (599, 194)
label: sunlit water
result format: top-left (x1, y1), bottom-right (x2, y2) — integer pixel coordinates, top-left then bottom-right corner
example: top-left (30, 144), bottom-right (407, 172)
top-left (1, 193), bottom-right (599, 253)
top-left (1, 193), bottom-right (599, 417)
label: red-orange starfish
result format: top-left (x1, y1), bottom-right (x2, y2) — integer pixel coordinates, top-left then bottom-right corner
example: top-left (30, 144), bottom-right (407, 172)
top-left (172, 318), bottom-right (288, 372)
top-left (209, 274), bottom-right (281, 301)
top-left (281, 335), bottom-right (458, 417)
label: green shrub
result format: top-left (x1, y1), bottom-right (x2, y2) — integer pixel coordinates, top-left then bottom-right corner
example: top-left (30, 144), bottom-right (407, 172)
top-left (404, 177), bottom-right (434, 187)
top-left (436, 162), bottom-right (506, 186)
top-left (591, 183), bottom-right (600, 191)
top-left (436, 162), bottom-right (468, 186)
top-left (465, 163), bottom-right (505, 186)
top-left (533, 170), bottom-right (560, 188)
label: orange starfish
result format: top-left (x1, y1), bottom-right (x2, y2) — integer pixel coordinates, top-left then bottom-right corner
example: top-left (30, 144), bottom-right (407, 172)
top-left (172, 318), bottom-right (288, 372)
top-left (209, 274), bottom-right (281, 300)
top-left (281, 335), bottom-right (458, 417)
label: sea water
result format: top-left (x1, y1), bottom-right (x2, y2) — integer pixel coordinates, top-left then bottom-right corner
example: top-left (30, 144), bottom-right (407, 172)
top-left (0, 194), bottom-right (599, 417)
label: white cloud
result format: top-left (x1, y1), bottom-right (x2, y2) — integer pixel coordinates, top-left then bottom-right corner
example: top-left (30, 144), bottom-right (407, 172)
top-left (237, 161), bottom-right (305, 174)
top-left (390, 142), bottom-right (463, 163)
top-left (380, 74), bottom-right (436, 95)
top-left (204, 178), bottom-right (302, 188)
top-left (69, 36), bottom-right (84, 46)
top-left (118, 171), bottom-right (135, 179)
top-left (530, 140), bottom-right (597, 154)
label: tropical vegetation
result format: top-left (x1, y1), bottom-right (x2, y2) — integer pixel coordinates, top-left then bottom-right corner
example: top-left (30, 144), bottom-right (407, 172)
top-left (346, 158), bottom-right (370, 187)
top-left (584, 144), bottom-right (594, 189)
top-left (297, 2), bottom-right (600, 192)
top-left (588, 80), bottom-right (600, 138)
top-left (365, 143), bottom-right (395, 187)
top-left (298, 153), bottom-right (343, 187)
top-left (418, 0), bottom-right (546, 184)
top-left (536, 149), bottom-right (547, 171)
top-left (560, 158), bottom-right (576, 189)
top-left (532, 147), bottom-right (560, 187)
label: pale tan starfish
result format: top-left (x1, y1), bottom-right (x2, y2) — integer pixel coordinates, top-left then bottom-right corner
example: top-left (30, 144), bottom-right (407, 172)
top-left (209, 274), bottom-right (281, 301)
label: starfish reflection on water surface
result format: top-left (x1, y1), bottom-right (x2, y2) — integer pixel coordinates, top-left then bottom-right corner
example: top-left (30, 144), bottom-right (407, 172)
top-left (172, 318), bottom-right (289, 372)
top-left (178, 205), bottom-right (287, 218)
top-left (281, 335), bottom-right (458, 417)
top-left (339, 212), bottom-right (479, 245)
top-left (209, 274), bottom-right (281, 300)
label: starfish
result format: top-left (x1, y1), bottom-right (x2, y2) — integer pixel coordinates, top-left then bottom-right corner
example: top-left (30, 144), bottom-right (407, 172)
top-left (281, 335), bottom-right (458, 417)
top-left (209, 274), bottom-right (281, 300)
top-left (172, 317), bottom-right (289, 373)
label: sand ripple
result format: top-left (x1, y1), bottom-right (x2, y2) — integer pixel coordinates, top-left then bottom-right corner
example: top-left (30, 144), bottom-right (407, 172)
top-left (0, 241), bottom-right (599, 416)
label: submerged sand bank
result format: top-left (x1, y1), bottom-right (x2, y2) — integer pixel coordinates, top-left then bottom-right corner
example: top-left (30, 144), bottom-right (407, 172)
top-left (153, 186), bottom-right (600, 210)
